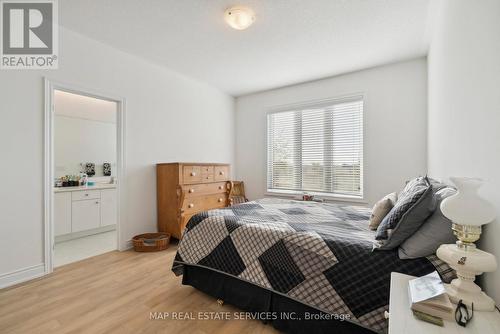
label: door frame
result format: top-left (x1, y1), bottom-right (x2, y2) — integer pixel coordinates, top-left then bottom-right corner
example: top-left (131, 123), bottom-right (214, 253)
top-left (43, 78), bottom-right (127, 274)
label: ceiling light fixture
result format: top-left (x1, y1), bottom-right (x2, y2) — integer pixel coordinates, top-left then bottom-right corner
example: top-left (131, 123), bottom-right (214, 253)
top-left (224, 6), bottom-right (255, 30)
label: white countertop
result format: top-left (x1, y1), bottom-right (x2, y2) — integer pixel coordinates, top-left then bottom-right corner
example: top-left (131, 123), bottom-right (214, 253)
top-left (54, 183), bottom-right (116, 193)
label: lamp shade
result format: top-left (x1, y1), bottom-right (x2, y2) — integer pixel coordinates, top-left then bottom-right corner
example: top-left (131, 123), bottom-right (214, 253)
top-left (440, 177), bottom-right (496, 226)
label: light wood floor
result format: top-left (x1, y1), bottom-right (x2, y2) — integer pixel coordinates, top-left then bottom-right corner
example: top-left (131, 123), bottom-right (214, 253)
top-left (0, 245), bottom-right (278, 334)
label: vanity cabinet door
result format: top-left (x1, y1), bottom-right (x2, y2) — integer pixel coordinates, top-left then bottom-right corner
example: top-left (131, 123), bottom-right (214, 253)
top-left (100, 189), bottom-right (117, 227)
top-left (72, 199), bottom-right (100, 232)
top-left (54, 192), bottom-right (72, 236)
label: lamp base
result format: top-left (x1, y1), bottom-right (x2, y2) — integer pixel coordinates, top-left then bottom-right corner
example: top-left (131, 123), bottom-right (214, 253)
top-left (444, 278), bottom-right (496, 311)
top-left (436, 244), bottom-right (498, 311)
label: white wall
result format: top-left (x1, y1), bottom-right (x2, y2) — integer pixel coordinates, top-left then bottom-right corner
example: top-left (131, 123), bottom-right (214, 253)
top-left (54, 89), bottom-right (118, 123)
top-left (235, 58), bottom-right (428, 205)
top-left (428, 0), bottom-right (500, 304)
top-left (0, 27), bottom-right (234, 281)
top-left (55, 116), bottom-right (117, 178)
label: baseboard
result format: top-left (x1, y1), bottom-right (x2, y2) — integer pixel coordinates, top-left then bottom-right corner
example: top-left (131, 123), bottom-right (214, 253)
top-left (0, 263), bottom-right (45, 289)
top-left (120, 239), bottom-right (133, 251)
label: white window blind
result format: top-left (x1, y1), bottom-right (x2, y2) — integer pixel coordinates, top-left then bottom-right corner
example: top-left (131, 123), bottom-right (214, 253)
top-left (267, 97), bottom-right (363, 198)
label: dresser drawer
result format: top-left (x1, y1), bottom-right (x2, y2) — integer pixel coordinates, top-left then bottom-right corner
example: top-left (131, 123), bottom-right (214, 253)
top-left (181, 194), bottom-right (228, 215)
top-left (214, 165), bottom-right (229, 181)
top-left (157, 162), bottom-right (231, 240)
top-left (201, 166), bottom-right (214, 183)
top-left (72, 190), bottom-right (100, 201)
top-left (182, 165), bottom-right (202, 184)
top-left (182, 182), bottom-right (228, 197)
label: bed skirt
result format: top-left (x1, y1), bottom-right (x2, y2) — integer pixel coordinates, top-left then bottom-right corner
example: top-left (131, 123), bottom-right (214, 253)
top-left (182, 264), bottom-right (376, 334)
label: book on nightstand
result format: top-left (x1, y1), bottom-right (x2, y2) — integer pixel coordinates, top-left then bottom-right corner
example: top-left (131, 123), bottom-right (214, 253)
top-left (408, 271), bottom-right (454, 321)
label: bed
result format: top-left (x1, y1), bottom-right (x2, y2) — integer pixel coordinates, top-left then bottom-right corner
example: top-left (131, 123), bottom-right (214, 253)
top-left (172, 198), bottom-right (455, 333)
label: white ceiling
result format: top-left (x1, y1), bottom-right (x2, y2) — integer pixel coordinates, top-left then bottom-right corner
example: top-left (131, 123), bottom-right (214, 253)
top-left (54, 90), bottom-right (117, 123)
top-left (60, 0), bottom-right (433, 96)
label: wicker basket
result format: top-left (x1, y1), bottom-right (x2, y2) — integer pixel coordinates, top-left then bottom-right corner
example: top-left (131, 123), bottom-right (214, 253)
top-left (132, 233), bottom-right (170, 252)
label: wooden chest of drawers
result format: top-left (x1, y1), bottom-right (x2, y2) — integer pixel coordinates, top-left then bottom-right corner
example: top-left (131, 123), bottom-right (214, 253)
top-left (156, 162), bottom-right (231, 239)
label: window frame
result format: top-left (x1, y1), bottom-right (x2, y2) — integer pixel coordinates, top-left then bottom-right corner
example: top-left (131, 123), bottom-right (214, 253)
top-left (265, 95), bottom-right (365, 202)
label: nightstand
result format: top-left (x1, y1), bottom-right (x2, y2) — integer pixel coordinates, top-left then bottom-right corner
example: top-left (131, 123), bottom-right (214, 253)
top-left (388, 272), bottom-right (500, 334)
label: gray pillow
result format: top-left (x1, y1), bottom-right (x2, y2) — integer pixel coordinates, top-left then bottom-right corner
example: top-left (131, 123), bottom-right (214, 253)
top-left (398, 187), bottom-right (457, 259)
top-left (374, 176), bottom-right (435, 250)
top-left (427, 177), bottom-right (447, 191)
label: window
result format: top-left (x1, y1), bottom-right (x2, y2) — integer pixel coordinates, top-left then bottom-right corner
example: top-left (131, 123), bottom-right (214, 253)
top-left (267, 97), bottom-right (363, 198)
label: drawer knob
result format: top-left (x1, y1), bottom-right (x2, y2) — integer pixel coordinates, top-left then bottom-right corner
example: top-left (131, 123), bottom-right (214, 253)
top-left (95, 201), bottom-right (99, 204)
top-left (206, 176), bottom-right (210, 179)
top-left (189, 188), bottom-right (195, 193)
top-left (85, 193), bottom-right (89, 196)
top-left (218, 186), bottom-right (223, 190)
top-left (190, 172), bottom-right (196, 176)
top-left (218, 198), bottom-right (223, 202)
top-left (188, 203), bottom-right (194, 208)
top-left (219, 171), bottom-right (224, 175)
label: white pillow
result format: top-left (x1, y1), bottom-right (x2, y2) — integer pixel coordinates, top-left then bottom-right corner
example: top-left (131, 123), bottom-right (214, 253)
top-left (369, 192), bottom-right (397, 230)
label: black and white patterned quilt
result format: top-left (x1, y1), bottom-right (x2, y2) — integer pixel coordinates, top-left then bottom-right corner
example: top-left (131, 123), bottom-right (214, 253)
top-left (172, 198), bottom-right (454, 333)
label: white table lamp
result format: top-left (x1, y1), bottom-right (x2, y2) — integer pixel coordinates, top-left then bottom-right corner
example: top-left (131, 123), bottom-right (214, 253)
top-left (436, 177), bottom-right (498, 311)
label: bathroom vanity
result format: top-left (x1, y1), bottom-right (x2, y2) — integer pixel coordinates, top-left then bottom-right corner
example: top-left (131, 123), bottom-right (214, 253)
top-left (54, 184), bottom-right (117, 241)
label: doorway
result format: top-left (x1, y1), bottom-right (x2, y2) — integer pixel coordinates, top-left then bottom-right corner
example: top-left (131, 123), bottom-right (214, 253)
top-left (44, 79), bottom-right (126, 273)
